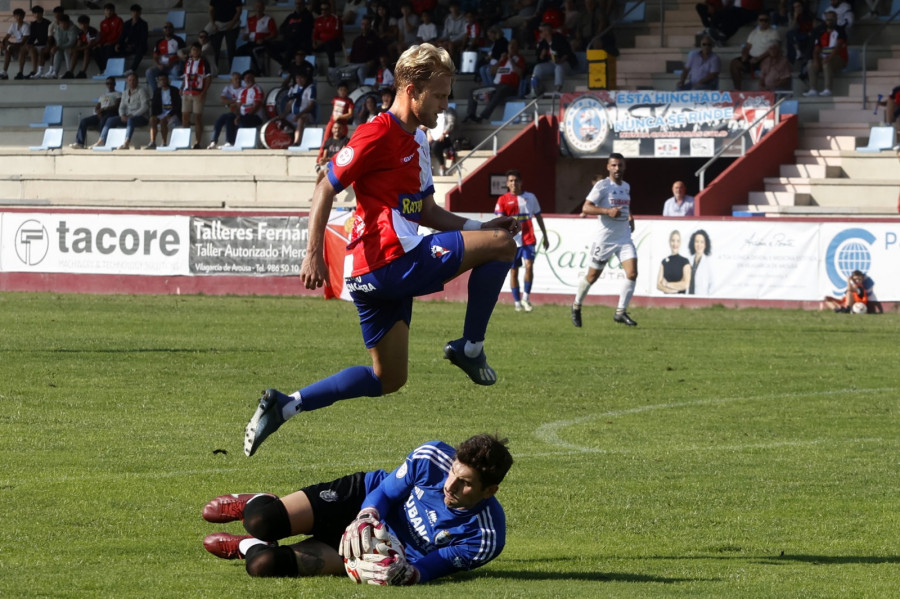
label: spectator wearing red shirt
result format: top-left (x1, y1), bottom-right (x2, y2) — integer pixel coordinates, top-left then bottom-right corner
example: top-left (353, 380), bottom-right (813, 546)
top-left (312, 1), bottom-right (342, 68)
top-left (146, 22), bottom-right (185, 94)
top-left (464, 39), bottom-right (525, 123)
top-left (316, 81), bottom-right (353, 162)
top-left (95, 2), bottom-right (124, 72)
top-left (235, 0), bottom-right (278, 75)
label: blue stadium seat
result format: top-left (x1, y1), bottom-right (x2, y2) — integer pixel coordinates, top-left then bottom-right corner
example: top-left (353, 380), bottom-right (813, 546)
top-left (491, 100), bottom-right (526, 126)
top-left (288, 127), bottom-right (324, 152)
top-left (156, 128), bottom-right (192, 151)
top-left (222, 127), bottom-right (258, 151)
top-left (856, 126), bottom-right (895, 152)
top-left (29, 104), bottom-right (63, 128)
top-left (93, 57), bottom-right (125, 80)
top-left (620, 1), bottom-right (646, 23)
top-left (29, 127), bottom-right (64, 151)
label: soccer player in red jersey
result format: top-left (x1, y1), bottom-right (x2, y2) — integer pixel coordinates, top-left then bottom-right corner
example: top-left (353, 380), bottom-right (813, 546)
top-left (243, 43), bottom-right (518, 457)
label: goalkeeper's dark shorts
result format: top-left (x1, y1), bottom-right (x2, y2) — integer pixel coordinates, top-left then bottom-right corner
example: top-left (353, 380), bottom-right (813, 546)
top-left (301, 471), bottom-right (368, 550)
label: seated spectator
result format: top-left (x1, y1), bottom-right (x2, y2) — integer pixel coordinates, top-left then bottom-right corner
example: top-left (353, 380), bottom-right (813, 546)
top-left (729, 12), bottom-right (781, 91)
top-left (327, 15), bottom-right (382, 87)
top-left (312, 1), bottom-right (343, 68)
top-left (803, 10), bottom-right (846, 97)
top-left (464, 39), bottom-right (525, 123)
top-left (882, 84), bottom-right (900, 131)
top-left (316, 81), bottom-right (353, 163)
top-left (144, 73), bottom-right (182, 149)
top-left (235, 0), bottom-right (278, 75)
top-left (662, 181), bottom-right (695, 217)
top-left (94, 3), bottom-right (123, 74)
top-left (21, 5), bottom-right (51, 79)
top-left (678, 34), bottom-right (720, 90)
top-left (283, 70), bottom-right (317, 146)
top-left (269, 0), bottom-right (315, 74)
top-left (342, 0), bottom-right (368, 25)
top-left (207, 71), bottom-right (243, 149)
top-left (396, 2), bottom-right (420, 48)
top-left (427, 103), bottom-right (457, 175)
top-left (416, 11), bottom-right (438, 44)
top-left (373, 53), bottom-right (394, 89)
top-left (69, 76), bottom-right (122, 148)
top-left (146, 22), bottom-right (185, 95)
top-left (823, 270), bottom-right (871, 313)
top-left (478, 26), bottom-right (508, 86)
top-left (786, 0), bottom-right (814, 70)
top-left (315, 121), bottom-right (349, 183)
top-left (529, 21), bottom-right (576, 96)
top-left (181, 41), bottom-right (213, 149)
top-left (758, 42), bottom-right (792, 92)
top-left (95, 72), bottom-right (150, 150)
top-left (824, 0), bottom-right (853, 38)
top-left (699, 0), bottom-right (761, 45)
top-left (222, 70), bottom-right (265, 146)
top-left (437, 2), bottom-right (467, 59)
top-left (372, 1), bottom-right (399, 62)
top-left (116, 3), bottom-right (149, 75)
top-left (0, 8), bottom-right (30, 80)
top-left (47, 14), bottom-right (78, 79)
top-left (283, 48), bottom-right (315, 82)
top-left (377, 86), bottom-right (394, 114)
top-left (463, 9), bottom-right (482, 51)
top-left (71, 14), bottom-right (99, 79)
top-left (355, 94), bottom-right (379, 125)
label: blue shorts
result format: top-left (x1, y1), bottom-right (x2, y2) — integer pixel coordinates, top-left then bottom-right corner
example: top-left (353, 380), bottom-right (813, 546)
top-left (512, 244), bottom-right (536, 268)
top-left (348, 231), bottom-right (465, 348)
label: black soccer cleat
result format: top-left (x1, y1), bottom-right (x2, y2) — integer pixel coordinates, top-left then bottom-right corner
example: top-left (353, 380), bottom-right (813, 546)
top-left (571, 306), bottom-right (582, 328)
top-left (613, 311), bottom-right (637, 327)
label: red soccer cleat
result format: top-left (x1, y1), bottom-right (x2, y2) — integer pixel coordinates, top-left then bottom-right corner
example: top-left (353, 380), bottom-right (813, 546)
top-left (203, 532), bottom-right (253, 559)
top-left (202, 493), bottom-right (273, 523)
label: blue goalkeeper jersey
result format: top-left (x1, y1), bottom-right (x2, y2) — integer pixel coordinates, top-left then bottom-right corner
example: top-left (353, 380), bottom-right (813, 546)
top-left (361, 441), bottom-right (506, 583)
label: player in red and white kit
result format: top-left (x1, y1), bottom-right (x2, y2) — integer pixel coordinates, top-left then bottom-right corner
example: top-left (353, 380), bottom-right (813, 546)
top-left (493, 170), bottom-right (549, 312)
top-left (243, 44), bottom-right (518, 457)
top-left (571, 153), bottom-right (638, 328)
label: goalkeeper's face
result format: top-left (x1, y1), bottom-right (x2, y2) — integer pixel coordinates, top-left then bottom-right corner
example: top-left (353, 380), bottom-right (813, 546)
top-left (442, 460), bottom-right (498, 510)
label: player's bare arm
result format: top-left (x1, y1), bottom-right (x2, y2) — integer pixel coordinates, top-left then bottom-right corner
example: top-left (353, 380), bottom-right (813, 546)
top-left (534, 213), bottom-right (550, 250)
top-left (299, 176), bottom-right (338, 289)
top-left (581, 200), bottom-right (619, 218)
top-left (420, 195), bottom-right (519, 235)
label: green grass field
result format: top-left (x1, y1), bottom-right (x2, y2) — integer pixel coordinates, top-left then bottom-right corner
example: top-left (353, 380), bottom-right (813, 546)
top-left (1, 292), bottom-right (898, 598)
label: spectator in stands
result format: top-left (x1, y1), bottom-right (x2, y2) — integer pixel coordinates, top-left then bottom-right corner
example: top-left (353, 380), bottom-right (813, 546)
top-left (729, 12), bottom-right (781, 91)
top-left (145, 73), bottom-right (182, 149)
top-left (416, 10), bottom-right (438, 44)
top-left (427, 103), bottom-right (457, 176)
top-left (803, 9), bottom-right (846, 97)
top-left (0, 8), bottom-right (30, 80)
top-left (372, 1), bottom-right (399, 62)
top-left (206, 0), bottom-right (243, 73)
top-left (758, 42), bottom-right (792, 92)
top-left (397, 2), bottom-right (420, 48)
top-left (176, 30), bottom-right (219, 78)
top-left (96, 72), bottom-right (150, 150)
top-left (377, 86), bottom-right (394, 114)
top-left (70, 75), bottom-right (121, 148)
top-left (21, 5), bottom-right (51, 79)
top-left (235, 0), bottom-right (277, 75)
top-left (463, 9), bottom-right (482, 51)
top-left (786, 0), bottom-right (814, 71)
top-left (677, 34), bottom-right (720, 90)
top-left (342, 0), bottom-right (368, 25)
top-left (437, 2), bottom-right (467, 59)
top-left (284, 47), bottom-right (315, 82)
top-left (373, 53), bottom-right (394, 88)
top-left (181, 41), bottom-right (213, 148)
top-left (312, 1), bottom-right (343, 68)
top-left (146, 22), bottom-right (185, 95)
top-left (529, 21), bottom-right (576, 96)
top-left (270, 0), bottom-right (314, 73)
top-left (502, 0), bottom-right (539, 44)
top-left (71, 14), bottom-right (98, 79)
top-left (862, 0), bottom-right (883, 20)
top-left (47, 14), bottom-right (77, 78)
top-left (464, 38), bottom-right (525, 123)
top-left (316, 81), bottom-right (353, 163)
top-left (38, 5), bottom-right (64, 78)
top-left (207, 71), bottom-right (243, 148)
top-left (662, 181), bottom-right (695, 217)
top-left (478, 26), bottom-right (508, 85)
top-left (284, 69), bottom-right (317, 146)
top-left (355, 93), bottom-right (379, 125)
top-left (882, 84), bottom-right (900, 131)
top-left (94, 3), bottom-right (123, 74)
top-left (824, 0), bottom-right (853, 37)
top-left (224, 70), bottom-right (265, 146)
top-left (328, 14), bottom-right (382, 87)
top-left (116, 4), bottom-right (149, 75)
top-left (699, 0), bottom-right (761, 45)
top-left (315, 121), bottom-right (349, 183)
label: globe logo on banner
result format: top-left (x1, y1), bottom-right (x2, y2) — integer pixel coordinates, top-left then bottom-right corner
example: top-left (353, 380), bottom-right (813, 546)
top-left (824, 228), bottom-right (875, 293)
top-left (14, 219), bottom-right (50, 266)
top-left (563, 95), bottom-right (609, 154)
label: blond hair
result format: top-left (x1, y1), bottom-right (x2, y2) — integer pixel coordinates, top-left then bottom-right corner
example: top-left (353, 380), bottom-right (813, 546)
top-left (394, 43), bottom-right (455, 91)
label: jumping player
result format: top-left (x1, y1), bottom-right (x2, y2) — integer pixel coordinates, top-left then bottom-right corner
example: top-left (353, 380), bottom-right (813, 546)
top-left (243, 43), bottom-right (518, 457)
top-left (202, 434), bottom-right (512, 585)
top-left (493, 170), bottom-right (549, 312)
top-left (570, 153), bottom-right (638, 328)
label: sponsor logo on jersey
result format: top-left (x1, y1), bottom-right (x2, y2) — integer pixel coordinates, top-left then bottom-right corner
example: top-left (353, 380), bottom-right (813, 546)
top-left (431, 245), bottom-right (450, 259)
top-left (434, 530), bottom-right (452, 546)
top-left (396, 462), bottom-right (408, 478)
top-left (399, 195), bottom-right (423, 216)
top-left (405, 494), bottom-right (431, 543)
top-left (335, 146), bottom-right (354, 167)
top-left (427, 509), bottom-right (438, 525)
top-left (452, 556), bottom-right (466, 569)
top-left (402, 152), bottom-right (415, 163)
top-left (319, 490), bottom-right (339, 502)
top-left (345, 276), bottom-right (377, 293)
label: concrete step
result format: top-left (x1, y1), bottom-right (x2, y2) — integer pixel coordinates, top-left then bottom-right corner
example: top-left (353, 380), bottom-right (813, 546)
top-left (732, 204), bottom-right (897, 217)
top-left (779, 162), bottom-right (841, 178)
top-left (838, 151), bottom-right (900, 178)
top-left (634, 33), bottom-right (696, 48)
top-left (762, 178), bottom-right (813, 194)
top-left (795, 149), bottom-right (844, 167)
top-left (798, 134), bottom-right (858, 151)
top-left (817, 108), bottom-right (887, 124)
top-left (805, 178), bottom-right (899, 208)
top-left (747, 191), bottom-right (811, 206)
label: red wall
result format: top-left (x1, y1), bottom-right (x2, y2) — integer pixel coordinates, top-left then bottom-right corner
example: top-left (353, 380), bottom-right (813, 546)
top-left (696, 114), bottom-right (799, 216)
top-left (445, 115), bottom-right (560, 214)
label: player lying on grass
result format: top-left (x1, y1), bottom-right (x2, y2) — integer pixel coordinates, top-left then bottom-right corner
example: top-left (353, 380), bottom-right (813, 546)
top-left (243, 43), bottom-right (518, 457)
top-left (202, 434), bottom-right (512, 585)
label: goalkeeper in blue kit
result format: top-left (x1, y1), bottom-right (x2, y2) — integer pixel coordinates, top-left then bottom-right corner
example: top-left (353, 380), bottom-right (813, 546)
top-left (201, 434), bottom-right (512, 585)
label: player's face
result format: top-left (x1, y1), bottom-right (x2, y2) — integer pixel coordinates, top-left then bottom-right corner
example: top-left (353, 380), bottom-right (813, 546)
top-left (506, 174), bottom-right (522, 195)
top-left (411, 74), bottom-right (451, 130)
top-left (443, 460), bottom-right (494, 510)
top-left (607, 158), bottom-right (625, 183)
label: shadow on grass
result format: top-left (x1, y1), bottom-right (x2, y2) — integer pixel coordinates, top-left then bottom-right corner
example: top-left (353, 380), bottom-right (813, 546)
top-left (2, 348), bottom-right (276, 354)
top-left (757, 554), bottom-right (900, 566)
top-left (460, 569), bottom-right (714, 584)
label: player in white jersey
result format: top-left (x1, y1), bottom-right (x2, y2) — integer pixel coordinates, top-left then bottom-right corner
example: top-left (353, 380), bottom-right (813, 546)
top-left (571, 153), bottom-right (638, 327)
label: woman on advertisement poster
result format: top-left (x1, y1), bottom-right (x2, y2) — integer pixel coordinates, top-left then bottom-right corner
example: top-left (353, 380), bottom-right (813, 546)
top-left (657, 230), bottom-right (691, 294)
top-left (688, 229), bottom-right (713, 295)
